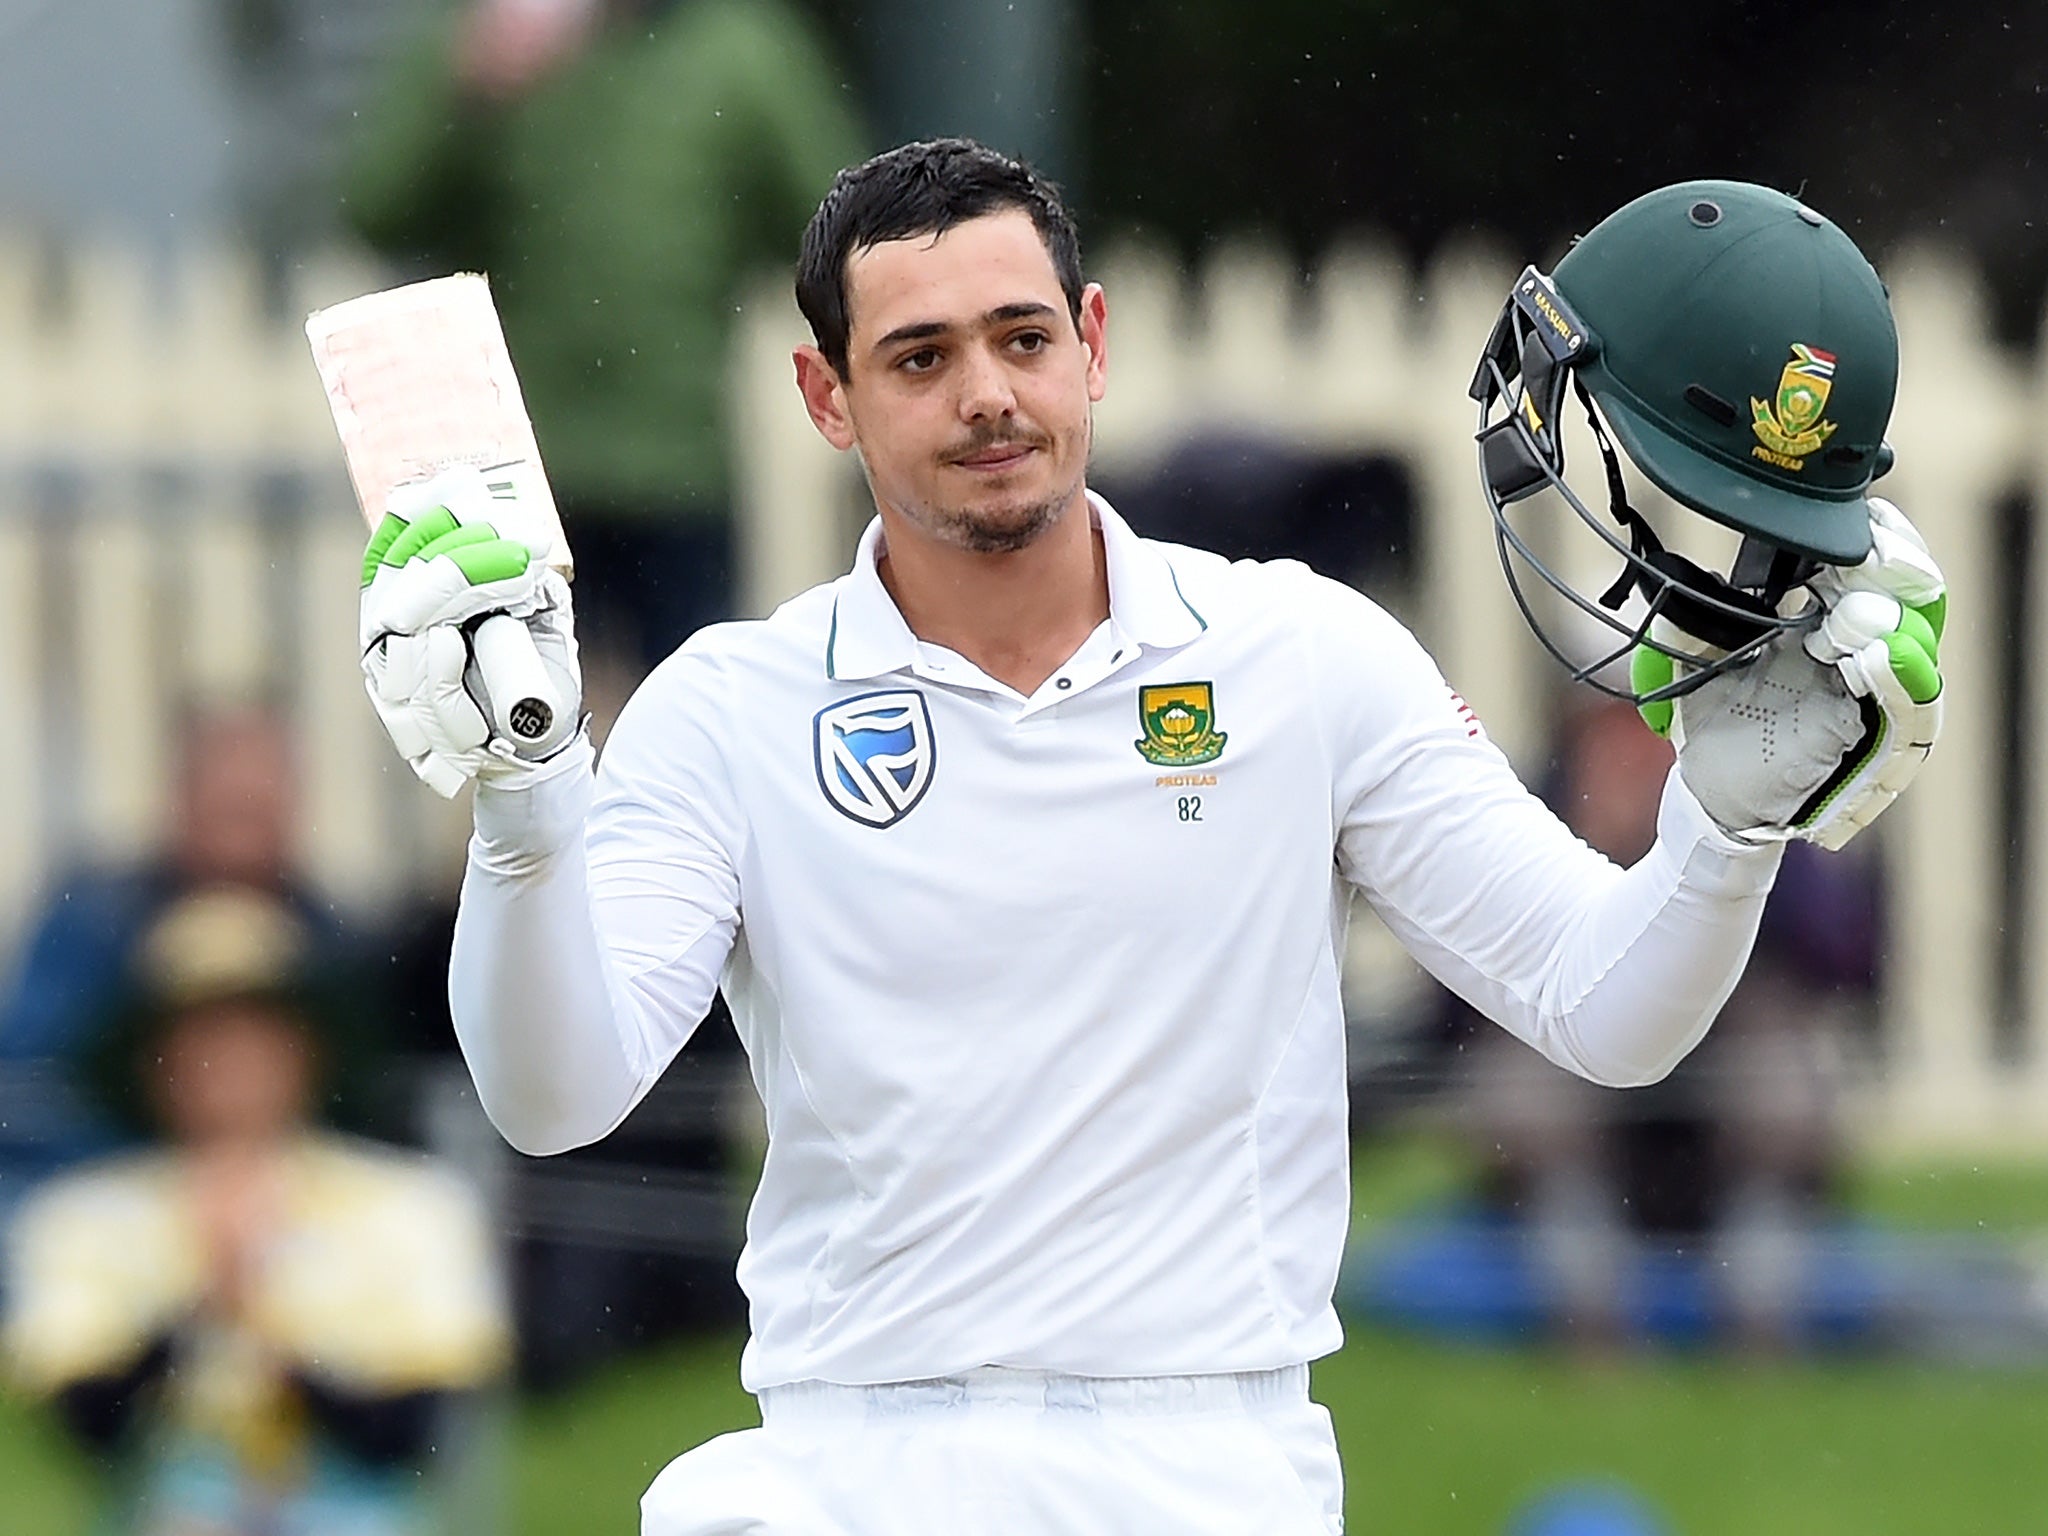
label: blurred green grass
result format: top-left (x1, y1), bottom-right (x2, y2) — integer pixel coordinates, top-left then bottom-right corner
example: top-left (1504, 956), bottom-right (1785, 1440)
top-left (5, 1147), bottom-right (2045, 1535)
top-left (506, 1317), bottom-right (2048, 1535)
top-left (8, 1325), bottom-right (2046, 1535)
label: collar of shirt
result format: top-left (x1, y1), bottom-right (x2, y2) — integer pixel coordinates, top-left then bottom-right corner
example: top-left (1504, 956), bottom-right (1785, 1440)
top-left (823, 491), bottom-right (1209, 697)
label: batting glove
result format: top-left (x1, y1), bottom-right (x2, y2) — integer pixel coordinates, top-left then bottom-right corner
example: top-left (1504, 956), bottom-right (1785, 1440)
top-left (359, 466), bottom-right (583, 797)
top-left (1634, 498), bottom-right (1945, 851)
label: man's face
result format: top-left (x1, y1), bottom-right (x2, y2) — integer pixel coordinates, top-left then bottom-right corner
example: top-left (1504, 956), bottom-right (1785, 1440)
top-left (154, 1001), bottom-right (313, 1147)
top-left (802, 209), bottom-right (1108, 555)
top-left (176, 709), bottom-right (295, 888)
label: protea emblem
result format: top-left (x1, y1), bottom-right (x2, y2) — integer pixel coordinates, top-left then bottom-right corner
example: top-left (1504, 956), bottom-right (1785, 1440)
top-left (1751, 343), bottom-right (1839, 462)
top-left (1135, 682), bottom-right (1227, 767)
top-left (814, 689), bottom-right (935, 828)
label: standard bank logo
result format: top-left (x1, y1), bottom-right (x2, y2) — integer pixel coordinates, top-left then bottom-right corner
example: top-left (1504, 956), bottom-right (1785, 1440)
top-left (813, 690), bottom-right (936, 828)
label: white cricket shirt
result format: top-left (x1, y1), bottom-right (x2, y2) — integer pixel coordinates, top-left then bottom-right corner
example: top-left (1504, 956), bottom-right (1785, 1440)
top-left (450, 493), bottom-right (1781, 1391)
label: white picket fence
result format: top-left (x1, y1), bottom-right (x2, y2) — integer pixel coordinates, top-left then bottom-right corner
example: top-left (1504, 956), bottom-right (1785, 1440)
top-left (0, 235), bottom-right (2037, 1153)
top-left (0, 241), bottom-right (473, 930)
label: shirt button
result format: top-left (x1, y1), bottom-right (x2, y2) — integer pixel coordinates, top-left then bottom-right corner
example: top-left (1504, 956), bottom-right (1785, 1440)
top-left (1056, 677), bottom-right (1072, 690)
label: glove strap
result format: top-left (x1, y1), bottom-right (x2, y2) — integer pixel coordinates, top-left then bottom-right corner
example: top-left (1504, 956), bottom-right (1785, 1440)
top-left (1788, 692), bottom-right (1885, 830)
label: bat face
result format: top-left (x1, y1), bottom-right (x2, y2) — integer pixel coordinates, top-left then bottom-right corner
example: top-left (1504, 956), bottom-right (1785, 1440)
top-left (306, 274), bottom-right (573, 576)
top-left (310, 275), bottom-right (579, 776)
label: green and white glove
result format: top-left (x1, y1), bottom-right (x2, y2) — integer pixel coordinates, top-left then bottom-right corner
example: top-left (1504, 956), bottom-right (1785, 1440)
top-left (1635, 498), bottom-right (1945, 851)
top-left (359, 466), bottom-right (582, 798)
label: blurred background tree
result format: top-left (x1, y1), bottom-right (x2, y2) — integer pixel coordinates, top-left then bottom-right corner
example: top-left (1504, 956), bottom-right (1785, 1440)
top-left (1135, 3), bottom-right (2045, 333)
top-left (802, 0), bottom-right (2048, 340)
top-left (12, 0), bottom-right (2039, 334)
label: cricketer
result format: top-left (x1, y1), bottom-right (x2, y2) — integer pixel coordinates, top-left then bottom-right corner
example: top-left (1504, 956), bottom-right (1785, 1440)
top-left (355, 142), bottom-right (1945, 1533)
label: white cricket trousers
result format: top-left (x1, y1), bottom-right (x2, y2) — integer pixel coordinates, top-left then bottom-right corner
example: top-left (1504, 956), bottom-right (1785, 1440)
top-left (639, 1365), bottom-right (1345, 1535)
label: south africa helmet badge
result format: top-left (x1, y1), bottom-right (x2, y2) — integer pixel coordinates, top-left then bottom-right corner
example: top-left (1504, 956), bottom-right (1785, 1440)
top-left (1135, 682), bottom-right (1228, 767)
top-left (1750, 343), bottom-right (1839, 469)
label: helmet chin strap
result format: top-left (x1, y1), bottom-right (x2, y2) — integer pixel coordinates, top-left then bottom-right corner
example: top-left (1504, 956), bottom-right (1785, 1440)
top-left (1573, 377), bottom-right (1804, 654)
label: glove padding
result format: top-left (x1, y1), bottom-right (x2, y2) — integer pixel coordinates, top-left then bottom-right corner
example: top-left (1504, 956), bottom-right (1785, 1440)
top-left (1639, 498), bottom-right (1945, 851)
top-left (359, 467), bottom-right (583, 797)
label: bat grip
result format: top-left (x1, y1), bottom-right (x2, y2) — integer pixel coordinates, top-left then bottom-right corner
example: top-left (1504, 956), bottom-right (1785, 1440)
top-left (471, 612), bottom-right (566, 751)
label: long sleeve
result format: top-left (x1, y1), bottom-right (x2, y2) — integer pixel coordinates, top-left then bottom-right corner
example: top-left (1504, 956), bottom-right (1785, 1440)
top-left (1319, 581), bottom-right (1782, 1087)
top-left (448, 653), bottom-right (746, 1156)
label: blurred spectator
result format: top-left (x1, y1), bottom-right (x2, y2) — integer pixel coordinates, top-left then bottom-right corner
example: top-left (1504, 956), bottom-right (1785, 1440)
top-left (0, 701), bottom-right (348, 1225)
top-left (343, 0), bottom-right (854, 1384)
top-left (1458, 696), bottom-right (1878, 1351)
top-left (343, 0), bottom-right (864, 672)
top-left (2, 887), bottom-right (508, 1535)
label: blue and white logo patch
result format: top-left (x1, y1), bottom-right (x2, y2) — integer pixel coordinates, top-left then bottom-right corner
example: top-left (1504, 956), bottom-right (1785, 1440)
top-left (813, 689), bottom-right (936, 828)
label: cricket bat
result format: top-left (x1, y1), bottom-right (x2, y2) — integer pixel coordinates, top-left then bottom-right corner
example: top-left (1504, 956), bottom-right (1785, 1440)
top-left (305, 273), bottom-right (571, 751)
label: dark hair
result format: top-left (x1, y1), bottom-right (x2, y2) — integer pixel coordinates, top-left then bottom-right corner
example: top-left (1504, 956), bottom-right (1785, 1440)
top-left (796, 138), bottom-right (1084, 378)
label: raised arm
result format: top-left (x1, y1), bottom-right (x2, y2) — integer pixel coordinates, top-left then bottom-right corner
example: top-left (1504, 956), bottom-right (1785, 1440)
top-left (1321, 581), bottom-right (1781, 1087)
top-left (449, 648), bottom-right (745, 1155)
top-left (356, 472), bottom-right (740, 1155)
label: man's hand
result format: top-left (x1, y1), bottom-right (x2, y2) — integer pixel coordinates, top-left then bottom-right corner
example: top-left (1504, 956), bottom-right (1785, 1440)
top-left (1635, 499), bottom-right (1945, 850)
top-left (189, 1145), bottom-right (282, 1321)
top-left (359, 466), bottom-right (582, 797)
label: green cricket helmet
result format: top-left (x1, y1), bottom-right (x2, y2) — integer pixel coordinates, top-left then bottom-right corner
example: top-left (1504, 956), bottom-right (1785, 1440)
top-left (1469, 180), bottom-right (1898, 703)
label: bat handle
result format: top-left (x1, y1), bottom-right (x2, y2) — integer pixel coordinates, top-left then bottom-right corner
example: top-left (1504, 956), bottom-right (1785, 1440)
top-left (472, 612), bottom-right (568, 752)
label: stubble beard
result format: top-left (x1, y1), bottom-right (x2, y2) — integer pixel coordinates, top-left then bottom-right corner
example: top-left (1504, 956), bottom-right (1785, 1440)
top-left (869, 451), bottom-right (1085, 555)
top-left (922, 413), bottom-right (1093, 555)
top-left (860, 411), bottom-right (1095, 556)
top-left (928, 488), bottom-right (1069, 554)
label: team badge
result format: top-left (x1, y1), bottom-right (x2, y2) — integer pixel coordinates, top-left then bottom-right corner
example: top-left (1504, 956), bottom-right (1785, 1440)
top-left (1751, 343), bottom-right (1839, 466)
top-left (814, 689), bottom-right (936, 828)
top-left (1134, 682), bottom-right (1228, 767)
